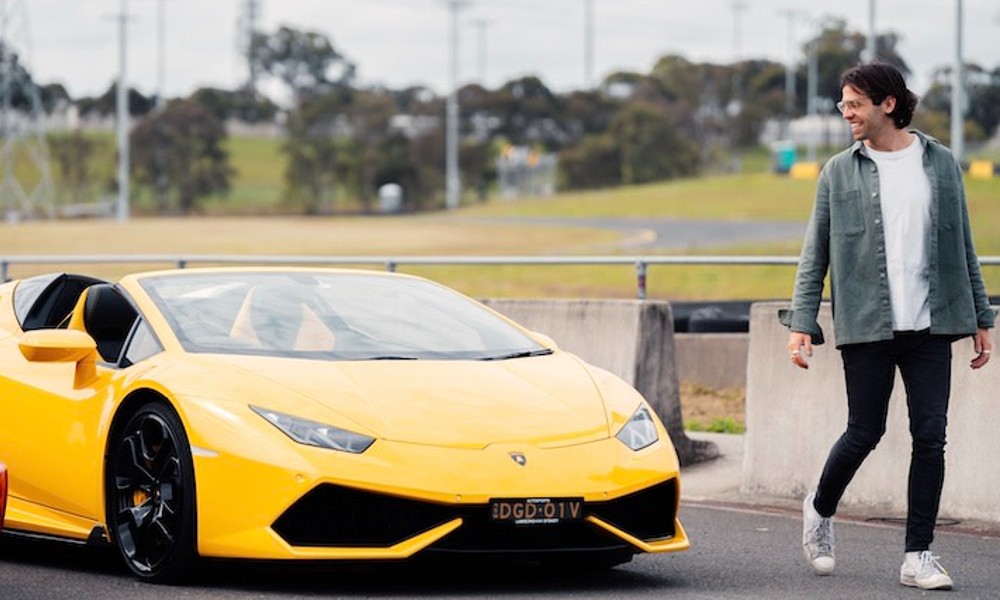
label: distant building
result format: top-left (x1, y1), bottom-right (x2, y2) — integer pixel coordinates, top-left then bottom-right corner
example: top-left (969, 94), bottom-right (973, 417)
top-left (760, 115), bottom-right (852, 150)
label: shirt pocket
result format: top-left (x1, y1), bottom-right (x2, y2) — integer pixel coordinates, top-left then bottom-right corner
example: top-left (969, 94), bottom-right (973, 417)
top-left (829, 189), bottom-right (864, 236)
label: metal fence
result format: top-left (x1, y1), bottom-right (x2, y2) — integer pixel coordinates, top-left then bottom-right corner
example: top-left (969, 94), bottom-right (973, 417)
top-left (2, 254), bottom-right (999, 299)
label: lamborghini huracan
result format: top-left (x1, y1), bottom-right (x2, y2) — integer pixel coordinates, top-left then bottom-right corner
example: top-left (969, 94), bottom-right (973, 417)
top-left (0, 267), bottom-right (688, 582)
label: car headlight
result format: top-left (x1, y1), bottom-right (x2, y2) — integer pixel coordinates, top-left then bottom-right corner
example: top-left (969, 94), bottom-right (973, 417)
top-left (616, 406), bottom-right (659, 451)
top-left (250, 406), bottom-right (375, 453)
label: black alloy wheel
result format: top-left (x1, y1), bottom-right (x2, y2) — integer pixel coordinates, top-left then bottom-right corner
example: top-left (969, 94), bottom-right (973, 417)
top-left (106, 401), bottom-right (197, 583)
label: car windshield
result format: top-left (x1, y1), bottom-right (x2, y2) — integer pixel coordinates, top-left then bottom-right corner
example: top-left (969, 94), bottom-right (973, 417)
top-left (140, 272), bottom-right (550, 361)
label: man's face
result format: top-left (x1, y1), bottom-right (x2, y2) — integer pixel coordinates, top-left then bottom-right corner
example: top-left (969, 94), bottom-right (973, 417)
top-left (839, 85), bottom-right (895, 142)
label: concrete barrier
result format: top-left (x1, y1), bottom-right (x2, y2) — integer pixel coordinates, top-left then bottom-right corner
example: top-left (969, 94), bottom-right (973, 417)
top-left (482, 299), bottom-right (718, 466)
top-left (744, 301), bottom-right (1000, 523)
top-left (674, 333), bottom-right (749, 389)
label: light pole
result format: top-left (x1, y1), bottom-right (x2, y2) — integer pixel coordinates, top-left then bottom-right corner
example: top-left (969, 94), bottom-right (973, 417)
top-left (444, 0), bottom-right (469, 210)
top-left (473, 17), bottom-right (490, 85)
top-left (584, 0), bottom-right (594, 88)
top-left (157, 0), bottom-right (165, 110)
top-left (778, 10), bottom-right (806, 127)
top-left (806, 18), bottom-right (819, 163)
top-left (115, 0), bottom-right (130, 223)
top-left (864, 0), bottom-right (876, 62)
top-left (950, 0), bottom-right (965, 163)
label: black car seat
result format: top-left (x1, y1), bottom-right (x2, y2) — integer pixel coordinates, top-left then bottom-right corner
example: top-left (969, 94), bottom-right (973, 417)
top-left (83, 284), bottom-right (138, 363)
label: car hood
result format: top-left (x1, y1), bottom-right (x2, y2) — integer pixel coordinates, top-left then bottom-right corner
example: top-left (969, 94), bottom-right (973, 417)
top-left (191, 352), bottom-right (611, 448)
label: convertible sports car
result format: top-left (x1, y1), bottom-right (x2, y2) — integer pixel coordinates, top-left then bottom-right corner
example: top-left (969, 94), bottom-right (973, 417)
top-left (0, 267), bottom-right (688, 582)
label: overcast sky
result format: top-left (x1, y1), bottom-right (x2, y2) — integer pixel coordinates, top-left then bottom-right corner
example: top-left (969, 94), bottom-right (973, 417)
top-left (13, 0), bottom-right (1000, 103)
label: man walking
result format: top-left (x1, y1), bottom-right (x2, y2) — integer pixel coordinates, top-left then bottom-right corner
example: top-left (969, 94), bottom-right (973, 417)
top-left (781, 62), bottom-right (994, 590)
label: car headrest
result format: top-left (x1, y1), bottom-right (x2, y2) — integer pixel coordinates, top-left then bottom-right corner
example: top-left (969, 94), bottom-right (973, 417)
top-left (83, 284), bottom-right (138, 362)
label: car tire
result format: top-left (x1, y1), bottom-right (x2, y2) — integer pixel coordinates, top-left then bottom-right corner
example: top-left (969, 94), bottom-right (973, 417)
top-left (105, 401), bottom-right (198, 583)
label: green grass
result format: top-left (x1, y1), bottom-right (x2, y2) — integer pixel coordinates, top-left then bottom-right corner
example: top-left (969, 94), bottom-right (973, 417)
top-left (200, 135), bottom-right (288, 214)
top-left (686, 418), bottom-right (746, 434)
top-left (460, 173), bottom-right (819, 221)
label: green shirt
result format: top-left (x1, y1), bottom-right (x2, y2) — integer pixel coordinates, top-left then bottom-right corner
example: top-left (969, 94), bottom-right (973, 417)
top-left (781, 130), bottom-right (995, 347)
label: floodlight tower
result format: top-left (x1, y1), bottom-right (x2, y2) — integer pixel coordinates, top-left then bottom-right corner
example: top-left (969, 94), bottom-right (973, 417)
top-left (0, 0), bottom-right (55, 222)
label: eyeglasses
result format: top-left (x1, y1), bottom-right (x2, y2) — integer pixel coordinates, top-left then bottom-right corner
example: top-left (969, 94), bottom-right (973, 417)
top-left (836, 97), bottom-right (869, 114)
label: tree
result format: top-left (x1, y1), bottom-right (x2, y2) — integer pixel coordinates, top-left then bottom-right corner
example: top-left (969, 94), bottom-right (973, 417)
top-left (130, 100), bottom-right (233, 213)
top-left (804, 19), bottom-right (910, 112)
top-left (76, 83), bottom-right (155, 117)
top-left (612, 99), bottom-right (699, 185)
top-left (50, 131), bottom-right (110, 203)
top-left (39, 83), bottom-right (71, 114)
top-left (372, 131), bottom-right (420, 209)
top-left (966, 66), bottom-right (1000, 141)
top-left (559, 134), bottom-right (620, 189)
top-left (0, 42), bottom-right (63, 113)
top-left (281, 91), bottom-right (354, 213)
top-left (476, 76), bottom-right (569, 150)
top-left (915, 64), bottom-right (999, 146)
top-left (250, 26), bottom-right (355, 107)
top-left (342, 90), bottom-right (397, 211)
top-left (190, 87), bottom-right (279, 123)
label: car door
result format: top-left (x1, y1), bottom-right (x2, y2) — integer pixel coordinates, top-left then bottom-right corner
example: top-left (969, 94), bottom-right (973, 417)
top-left (0, 328), bottom-right (114, 521)
top-left (0, 282), bottom-right (138, 522)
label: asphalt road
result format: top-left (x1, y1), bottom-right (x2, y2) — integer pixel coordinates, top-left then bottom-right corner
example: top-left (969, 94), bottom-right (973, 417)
top-left (1, 503), bottom-right (997, 599)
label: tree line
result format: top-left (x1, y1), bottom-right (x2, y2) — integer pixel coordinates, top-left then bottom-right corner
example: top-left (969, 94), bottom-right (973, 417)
top-left (9, 18), bottom-right (1000, 215)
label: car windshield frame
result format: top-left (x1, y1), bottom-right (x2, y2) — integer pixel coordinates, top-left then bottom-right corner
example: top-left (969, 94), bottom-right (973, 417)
top-left (139, 271), bottom-right (550, 361)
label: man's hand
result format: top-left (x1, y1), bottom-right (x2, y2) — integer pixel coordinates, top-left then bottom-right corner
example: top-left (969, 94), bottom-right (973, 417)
top-left (970, 327), bottom-right (993, 370)
top-left (787, 332), bottom-right (813, 370)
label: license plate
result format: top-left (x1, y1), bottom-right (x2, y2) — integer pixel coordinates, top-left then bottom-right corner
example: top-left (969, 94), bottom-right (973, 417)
top-left (490, 497), bottom-right (584, 526)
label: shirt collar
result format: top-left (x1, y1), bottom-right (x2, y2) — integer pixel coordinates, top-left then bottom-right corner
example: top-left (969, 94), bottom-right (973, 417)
top-left (851, 129), bottom-right (932, 156)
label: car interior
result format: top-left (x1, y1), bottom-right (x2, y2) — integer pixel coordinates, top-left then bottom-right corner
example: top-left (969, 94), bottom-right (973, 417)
top-left (14, 274), bottom-right (140, 364)
top-left (80, 284), bottom-right (139, 363)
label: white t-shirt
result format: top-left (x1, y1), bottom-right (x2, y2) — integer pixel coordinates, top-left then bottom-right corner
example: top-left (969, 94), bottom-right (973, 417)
top-left (863, 135), bottom-right (932, 331)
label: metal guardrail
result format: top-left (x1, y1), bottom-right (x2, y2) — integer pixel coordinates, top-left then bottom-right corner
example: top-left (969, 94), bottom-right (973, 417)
top-left (2, 254), bottom-right (999, 299)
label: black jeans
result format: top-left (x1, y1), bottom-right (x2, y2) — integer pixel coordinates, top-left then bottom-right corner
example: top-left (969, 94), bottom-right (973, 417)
top-left (813, 331), bottom-right (952, 552)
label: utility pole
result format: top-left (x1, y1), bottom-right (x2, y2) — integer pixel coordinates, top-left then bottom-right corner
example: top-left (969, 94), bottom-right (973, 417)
top-left (239, 0), bottom-right (262, 97)
top-left (730, 1), bottom-right (747, 173)
top-left (950, 0), bottom-right (965, 163)
top-left (806, 22), bottom-right (819, 162)
top-left (864, 0), bottom-right (876, 62)
top-left (730, 1), bottom-right (747, 108)
top-left (115, 0), bottom-right (130, 222)
top-left (731, 1), bottom-right (746, 63)
top-left (473, 18), bottom-right (490, 85)
top-left (156, 0), bottom-right (165, 109)
top-left (444, 0), bottom-right (469, 210)
top-left (777, 10), bottom-right (803, 124)
top-left (584, 0), bottom-right (594, 88)
top-left (154, 0), bottom-right (168, 211)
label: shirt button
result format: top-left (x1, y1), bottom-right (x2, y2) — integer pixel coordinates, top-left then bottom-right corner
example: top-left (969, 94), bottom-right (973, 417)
top-left (871, 192), bottom-right (878, 198)
top-left (882, 300), bottom-right (889, 305)
top-left (880, 272), bottom-right (886, 278)
top-left (874, 218), bottom-right (881, 224)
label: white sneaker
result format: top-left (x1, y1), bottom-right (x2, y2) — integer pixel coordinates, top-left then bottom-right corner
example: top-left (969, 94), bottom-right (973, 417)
top-left (802, 492), bottom-right (835, 575)
top-left (900, 551), bottom-right (953, 590)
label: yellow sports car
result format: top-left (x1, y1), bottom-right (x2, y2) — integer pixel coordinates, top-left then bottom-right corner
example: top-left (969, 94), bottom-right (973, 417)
top-left (0, 268), bottom-right (688, 582)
